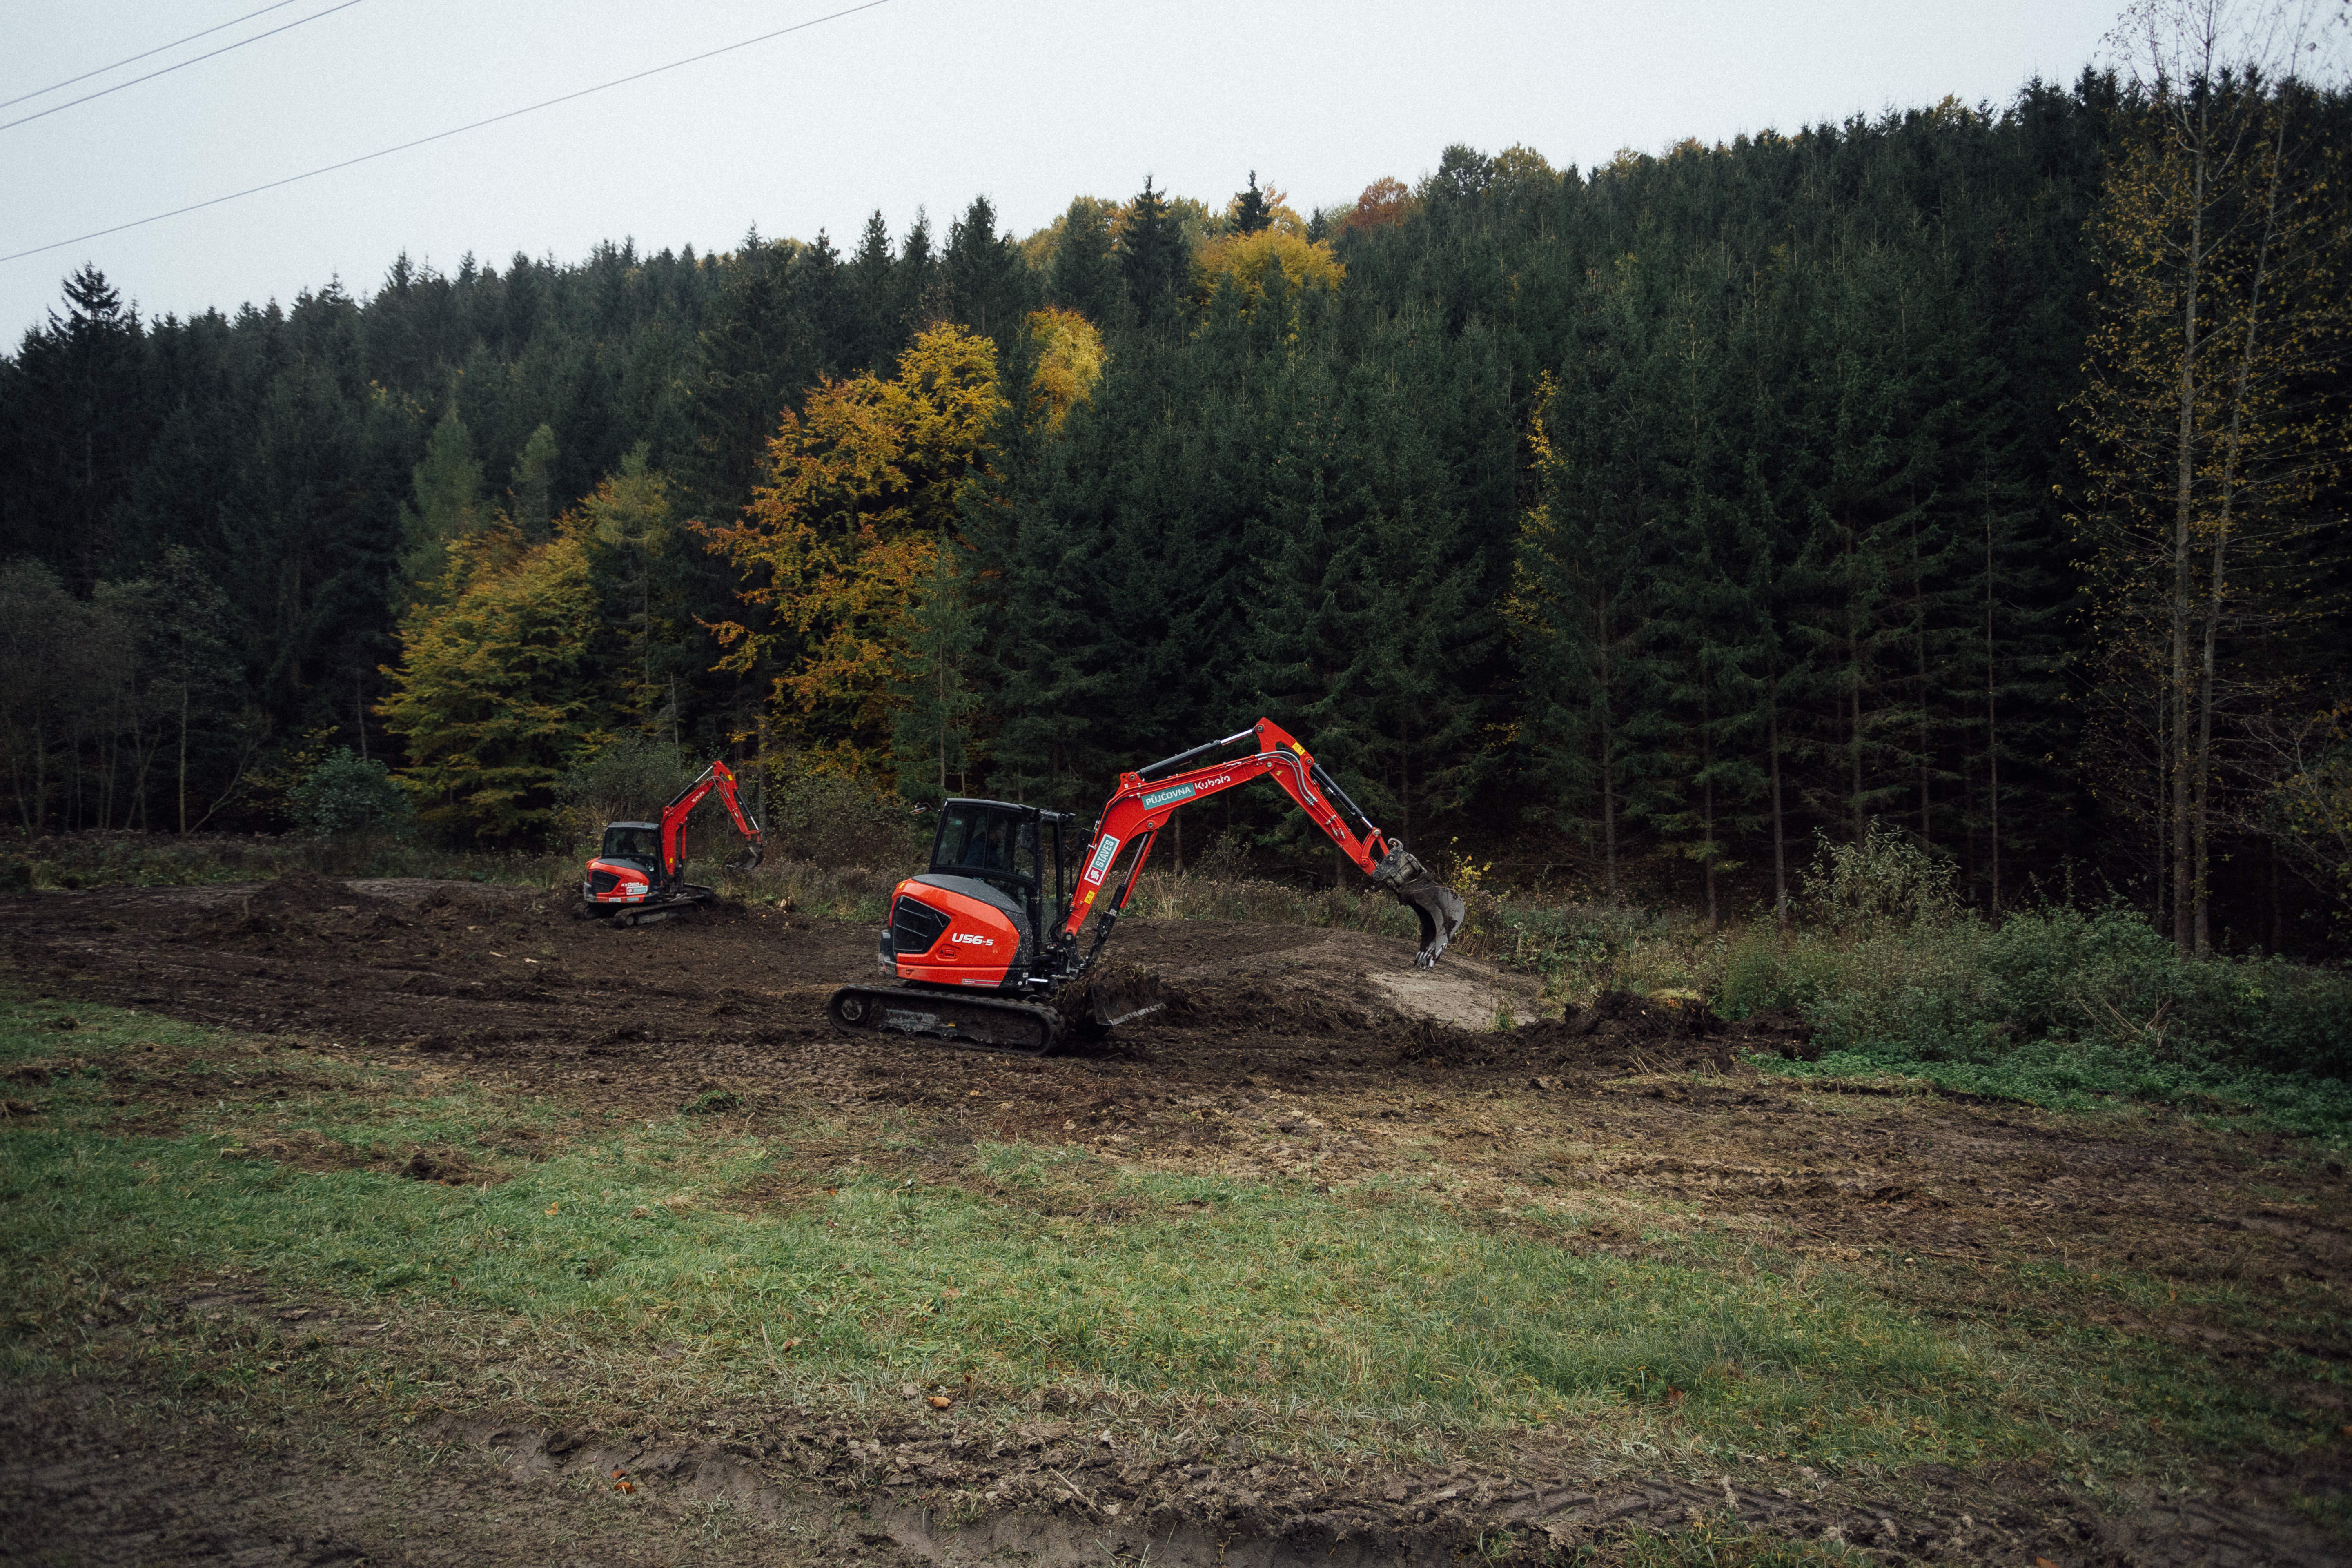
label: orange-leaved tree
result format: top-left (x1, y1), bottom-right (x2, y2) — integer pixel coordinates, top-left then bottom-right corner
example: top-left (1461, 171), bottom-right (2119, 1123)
top-left (700, 323), bottom-right (1004, 782)
top-left (1343, 176), bottom-right (1413, 234)
top-left (377, 517), bottom-right (608, 842)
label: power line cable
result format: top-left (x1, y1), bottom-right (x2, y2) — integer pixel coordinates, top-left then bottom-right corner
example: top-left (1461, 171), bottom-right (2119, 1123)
top-left (0, 0), bottom-right (309, 111)
top-left (2, 0), bottom-right (893, 267)
top-left (1, 0), bottom-right (368, 134)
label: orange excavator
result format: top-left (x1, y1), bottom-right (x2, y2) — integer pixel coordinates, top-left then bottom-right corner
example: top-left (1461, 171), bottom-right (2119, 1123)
top-left (581, 759), bottom-right (764, 926)
top-left (824, 718), bottom-right (1465, 1053)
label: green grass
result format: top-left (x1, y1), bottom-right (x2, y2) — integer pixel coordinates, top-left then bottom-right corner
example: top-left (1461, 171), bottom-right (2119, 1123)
top-left (3, 996), bottom-right (2336, 1496)
top-left (1758, 1038), bottom-right (2352, 1145)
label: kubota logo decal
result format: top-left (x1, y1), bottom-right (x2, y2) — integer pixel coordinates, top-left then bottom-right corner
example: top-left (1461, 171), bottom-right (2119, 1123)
top-left (951, 932), bottom-right (994, 946)
top-left (1084, 835), bottom-right (1121, 884)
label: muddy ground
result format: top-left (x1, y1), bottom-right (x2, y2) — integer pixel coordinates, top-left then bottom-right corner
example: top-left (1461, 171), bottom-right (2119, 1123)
top-left (2, 875), bottom-right (2348, 1566)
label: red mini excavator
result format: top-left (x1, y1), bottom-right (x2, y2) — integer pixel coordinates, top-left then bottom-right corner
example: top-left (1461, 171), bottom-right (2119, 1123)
top-left (581, 759), bottom-right (764, 926)
top-left (824, 717), bottom-right (1466, 1053)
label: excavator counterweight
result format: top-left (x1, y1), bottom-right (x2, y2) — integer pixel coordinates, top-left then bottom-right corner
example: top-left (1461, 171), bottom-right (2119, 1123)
top-left (826, 718), bottom-right (1469, 1053)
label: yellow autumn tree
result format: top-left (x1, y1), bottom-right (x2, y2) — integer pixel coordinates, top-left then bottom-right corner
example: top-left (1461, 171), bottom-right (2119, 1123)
top-left (1024, 305), bottom-right (1107, 430)
top-left (700, 323), bottom-right (1004, 781)
top-left (1191, 227), bottom-right (1345, 316)
top-left (377, 518), bottom-right (608, 842)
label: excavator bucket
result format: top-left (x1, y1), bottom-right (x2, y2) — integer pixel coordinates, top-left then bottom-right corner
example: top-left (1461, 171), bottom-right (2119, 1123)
top-left (1371, 846), bottom-right (1467, 968)
top-left (1058, 961), bottom-right (1169, 1038)
top-left (721, 840), bottom-right (764, 875)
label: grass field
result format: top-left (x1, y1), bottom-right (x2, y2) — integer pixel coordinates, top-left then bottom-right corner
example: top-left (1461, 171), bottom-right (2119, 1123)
top-left (4, 983), bottom-right (2345, 1563)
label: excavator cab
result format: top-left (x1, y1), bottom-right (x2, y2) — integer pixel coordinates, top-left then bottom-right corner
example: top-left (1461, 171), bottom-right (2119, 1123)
top-left (931, 801), bottom-right (1057, 902)
top-left (877, 800), bottom-right (1071, 995)
top-left (600, 822), bottom-right (661, 869)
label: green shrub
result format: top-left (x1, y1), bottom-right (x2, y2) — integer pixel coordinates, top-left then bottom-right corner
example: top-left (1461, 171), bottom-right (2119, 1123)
top-left (1801, 819), bottom-right (1960, 932)
top-left (763, 764), bottom-right (924, 869)
top-left (1762, 908), bottom-right (2348, 1079)
top-left (1719, 924), bottom-right (1842, 1018)
top-left (285, 748), bottom-right (414, 840)
top-left (556, 736), bottom-right (699, 847)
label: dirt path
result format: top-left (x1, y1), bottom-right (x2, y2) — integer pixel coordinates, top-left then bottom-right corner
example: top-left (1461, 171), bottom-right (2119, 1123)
top-left (3, 876), bottom-right (2348, 1565)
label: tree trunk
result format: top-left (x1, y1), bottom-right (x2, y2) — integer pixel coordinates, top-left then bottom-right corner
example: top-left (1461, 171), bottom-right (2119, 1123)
top-left (1850, 625), bottom-right (1865, 844)
top-left (2169, 127), bottom-right (2208, 957)
top-left (2191, 91), bottom-right (2288, 958)
top-left (1700, 662), bottom-right (1717, 931)
top-left (1985, 486), bottom-right (2000, 915)
top-left (1595, 587), bottom-right (1618, 901)
top-left (177, 682), bottom-right (189, 835)
top-left (1768, 691), bottom-right (1788, 930)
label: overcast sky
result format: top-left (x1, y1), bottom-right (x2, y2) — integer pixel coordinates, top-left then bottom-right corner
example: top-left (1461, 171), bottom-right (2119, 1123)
top-left (1, 0), bottom-right (2127, 346)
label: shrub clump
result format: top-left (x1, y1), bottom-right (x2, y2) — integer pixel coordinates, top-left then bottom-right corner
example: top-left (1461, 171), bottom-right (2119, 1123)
top-left (1712, 826), bottom-right (2352, 1136)
top-left (287, 748), bottom-right (415, 840)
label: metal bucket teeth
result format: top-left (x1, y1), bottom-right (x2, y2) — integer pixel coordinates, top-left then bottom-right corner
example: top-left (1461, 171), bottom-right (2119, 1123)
top-left (1371, 846), bottom-right (1467, 968)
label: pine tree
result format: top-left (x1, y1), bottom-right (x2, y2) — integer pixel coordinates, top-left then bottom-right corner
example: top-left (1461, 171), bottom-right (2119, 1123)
top-left (1232, 171), bottom-right (1274, 235)
top-left (1117, 177), bottom-right (1186, 327)
top-left (945, 194), bottom-right (1031, 343)
top-left (1046, 197), bottom-right (1120, 323)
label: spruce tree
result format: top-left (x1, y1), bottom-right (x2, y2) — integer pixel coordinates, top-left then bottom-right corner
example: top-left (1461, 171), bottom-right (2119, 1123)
top-left (1046, 197), bottom-right (1120, 323)
top-left (848, 210), bottom-right (898, 372)
top-left (945, 194), bottom-right (1032, 343)
top-left (1232, 171), bottom-right (1274, 235)
top-left (1117, 177), bottom-right (1186, 328)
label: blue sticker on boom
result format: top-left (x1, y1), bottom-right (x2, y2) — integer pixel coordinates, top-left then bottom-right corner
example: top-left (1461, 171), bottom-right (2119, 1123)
top-left (1085, 834), bottom-right (1122, 884)
top-left (1140, 783), bottom-right (1196, 809)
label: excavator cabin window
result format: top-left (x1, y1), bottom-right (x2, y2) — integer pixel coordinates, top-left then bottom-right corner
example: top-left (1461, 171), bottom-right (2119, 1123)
top-left (933, 802), bottom-right (1028, 883)
top-left (601, 823), bottom-right (660, 867)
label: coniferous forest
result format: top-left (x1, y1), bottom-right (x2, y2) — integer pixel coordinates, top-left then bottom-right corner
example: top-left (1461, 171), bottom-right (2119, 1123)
top-left (4, 70), bottom-right (2349, 955)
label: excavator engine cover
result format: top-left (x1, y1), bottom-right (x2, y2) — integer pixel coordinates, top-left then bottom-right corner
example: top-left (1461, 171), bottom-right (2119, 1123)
top-left (584, 822), bottom-right (660, 907)
top-left (885, 875), bottom-right (1029, 989)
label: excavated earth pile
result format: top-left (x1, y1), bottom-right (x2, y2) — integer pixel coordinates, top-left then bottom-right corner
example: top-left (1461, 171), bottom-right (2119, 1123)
top-left (2, 876), bottom-right (2348, 1566)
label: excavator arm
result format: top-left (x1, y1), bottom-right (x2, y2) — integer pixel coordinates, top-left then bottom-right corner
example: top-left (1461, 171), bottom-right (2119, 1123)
top-left (1062, 718), bottom-right (1466, 967)
top-left (658, 760), bottom-right (765, 891)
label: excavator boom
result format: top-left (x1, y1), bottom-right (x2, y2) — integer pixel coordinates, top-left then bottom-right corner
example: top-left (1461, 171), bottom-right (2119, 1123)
top-left (1065, 718), bottom-right (1466, 968)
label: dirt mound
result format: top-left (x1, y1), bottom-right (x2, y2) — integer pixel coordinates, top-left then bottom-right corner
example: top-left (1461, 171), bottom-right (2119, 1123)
top-left (1390, 990), bottom-right (1813, 1078)
top-left (1158, 976), bottom-right (1389, 1039)
top-left (171, 871), bottom-right (403, 940)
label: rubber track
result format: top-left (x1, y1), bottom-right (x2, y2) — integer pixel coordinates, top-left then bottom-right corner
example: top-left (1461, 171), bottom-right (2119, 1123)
top-left (825, 984), bottom-right (1061, 1056)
